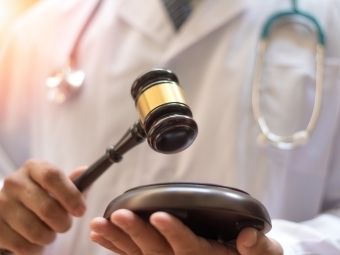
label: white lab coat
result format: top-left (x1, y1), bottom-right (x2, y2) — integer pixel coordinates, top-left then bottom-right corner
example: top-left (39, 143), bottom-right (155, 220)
top-left (1, 0), bottom-right (340, 254)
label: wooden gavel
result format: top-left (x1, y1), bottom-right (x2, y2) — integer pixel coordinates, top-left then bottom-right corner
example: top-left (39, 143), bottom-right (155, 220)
top-left (72, 68), bottom-right (198, 192)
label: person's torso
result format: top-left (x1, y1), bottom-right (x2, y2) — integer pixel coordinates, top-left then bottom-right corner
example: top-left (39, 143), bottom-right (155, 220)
top-left (5, 0), bottom-right (340, 254)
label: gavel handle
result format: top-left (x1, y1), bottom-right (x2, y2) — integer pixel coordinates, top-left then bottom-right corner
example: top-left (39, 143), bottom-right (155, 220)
top-left (72, 120), bottom-right (146, 192)
top-left (72, 146), bottom-right (121, 192)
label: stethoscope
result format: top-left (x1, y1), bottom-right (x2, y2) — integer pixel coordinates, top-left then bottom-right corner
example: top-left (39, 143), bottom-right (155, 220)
top-left (252, 0), bottom-right (325, 150)
top-left (45, 0), bottom-right (325, 150)
top-left (45, 0), bottom-right (103, 104)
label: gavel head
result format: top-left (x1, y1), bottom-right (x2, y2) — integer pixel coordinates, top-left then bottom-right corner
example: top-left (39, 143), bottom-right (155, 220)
top-left (131, 68), bottom-right (198, 154)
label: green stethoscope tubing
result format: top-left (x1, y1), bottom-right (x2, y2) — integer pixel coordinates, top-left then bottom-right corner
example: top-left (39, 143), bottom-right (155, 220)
top-left (252, 0), bottom-right (325, 150)
top-left (262, 0), bottom-right (325, 45)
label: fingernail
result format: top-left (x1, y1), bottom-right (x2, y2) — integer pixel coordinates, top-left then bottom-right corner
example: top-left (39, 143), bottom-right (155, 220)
top-left (244, 229), bottom-right (257, 248)
top-left (73, 204), bottom-right (86, 217)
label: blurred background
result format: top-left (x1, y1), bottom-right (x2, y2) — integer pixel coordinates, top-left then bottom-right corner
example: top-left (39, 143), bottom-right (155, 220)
top-left (0, 0), bottom-right (39, 42)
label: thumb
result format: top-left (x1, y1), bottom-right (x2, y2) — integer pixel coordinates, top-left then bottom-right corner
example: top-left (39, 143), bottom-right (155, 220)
top-left (236, 228), bottom-right (283, 255)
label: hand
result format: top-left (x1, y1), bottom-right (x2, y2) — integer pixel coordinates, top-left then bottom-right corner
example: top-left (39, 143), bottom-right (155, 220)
top-left (0, 159), bottom-right (87, 254)
top-left (90, 209), bottom-right (283, 255)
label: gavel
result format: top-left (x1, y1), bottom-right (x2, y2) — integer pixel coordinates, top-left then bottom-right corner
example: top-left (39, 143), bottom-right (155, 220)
top-left (72, 68), bottom-right (198, 192)
top-left (73, 68), bottom-right (271, 242)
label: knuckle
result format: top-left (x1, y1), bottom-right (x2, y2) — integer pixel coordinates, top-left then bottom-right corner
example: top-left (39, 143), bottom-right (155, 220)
top-left (24, 158), bottom-right (38, 169)
top-left (45, 231), bottom-right (57, 244)
top-left (40, 201), bottom-right (72, 234)
top-left (47, 231), bottom-right (57, 243)
top-left (3, 175), bottom-right (20, 191)
top-left (28, 227), bottom-right (56, 245)
top-left (50, 213), bottom-right (72, 233)
top-left (40, 200), bottom-right (59, 219)
top-left (65, 193), bottom-right (81, 209)
top-left (40, 199), bottom-right (72, 232)
top-left (56, 215), bottom-right (72, 233)
top-left (41, 166), bottom-right (62, 184)
top-left (28, 229), bottom-right (46, 244)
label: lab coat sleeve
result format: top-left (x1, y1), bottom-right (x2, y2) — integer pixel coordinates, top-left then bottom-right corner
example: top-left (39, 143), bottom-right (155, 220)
top-left (268, 212), bottom-right (340, 254)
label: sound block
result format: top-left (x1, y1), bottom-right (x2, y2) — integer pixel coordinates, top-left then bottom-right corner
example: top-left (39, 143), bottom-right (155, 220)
top-left (103, 182), bottom-right (271, 241)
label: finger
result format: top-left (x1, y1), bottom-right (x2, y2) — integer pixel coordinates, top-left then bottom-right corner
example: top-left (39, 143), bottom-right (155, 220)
top-left (25, 160), bottom-right (87, 217)
top-left (69, 166), bottom-right (91, 197)
top-left (68, 166), bottom-right (88, 180)
top-left (0, 197), bottom-right (56, 246)
top-left (90, 216), bottom-right (142, 255)
top-left (4, 172), bottom-right (72, 233)
top-left (150, 212), bottom-right (234, 255)
top-left (110, 209), bottom-right (173, 255)
top-left (0, 218), bottom-right (42, 255)
top-left (90, 231), bottom-right (127, 255)
top-left (236, 228), bottom-right (283, 255)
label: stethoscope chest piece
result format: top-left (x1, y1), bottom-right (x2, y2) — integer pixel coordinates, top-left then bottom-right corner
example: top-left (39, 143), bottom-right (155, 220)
top-left (45, 62), bottom-right (85, 104)
top-left (45, 0), bottom-right (103, 104)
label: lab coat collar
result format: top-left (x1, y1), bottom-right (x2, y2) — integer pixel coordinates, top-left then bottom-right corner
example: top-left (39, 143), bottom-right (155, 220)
top-left (116, 0), bottom-right (261, 63)
top-left (116, 0), bottom-right (174, 46)
top-left (162, 0), bottom-right (262, 63)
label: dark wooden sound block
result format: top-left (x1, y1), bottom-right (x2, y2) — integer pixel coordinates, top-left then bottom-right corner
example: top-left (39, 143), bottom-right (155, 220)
top-left (104, 182), bottom-right (271, 241)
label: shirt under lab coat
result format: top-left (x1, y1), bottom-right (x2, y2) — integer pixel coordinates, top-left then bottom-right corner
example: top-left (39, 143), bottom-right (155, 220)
top-left (1, 0), bottom-right (340, 254)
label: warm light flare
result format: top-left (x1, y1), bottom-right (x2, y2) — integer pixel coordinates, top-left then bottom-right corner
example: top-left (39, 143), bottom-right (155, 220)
top-left (0, 1), bottom-right (17, 30)
top-left (0, 0), bottom-right (39, 39)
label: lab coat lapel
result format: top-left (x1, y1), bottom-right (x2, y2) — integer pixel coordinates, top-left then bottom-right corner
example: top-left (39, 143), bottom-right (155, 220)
top-left (116, 0), bottom-right (174, 47)
top-left (115, 0), bottom-right (260, 62)
top-left (162, 0), bottom-right (261, 63)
